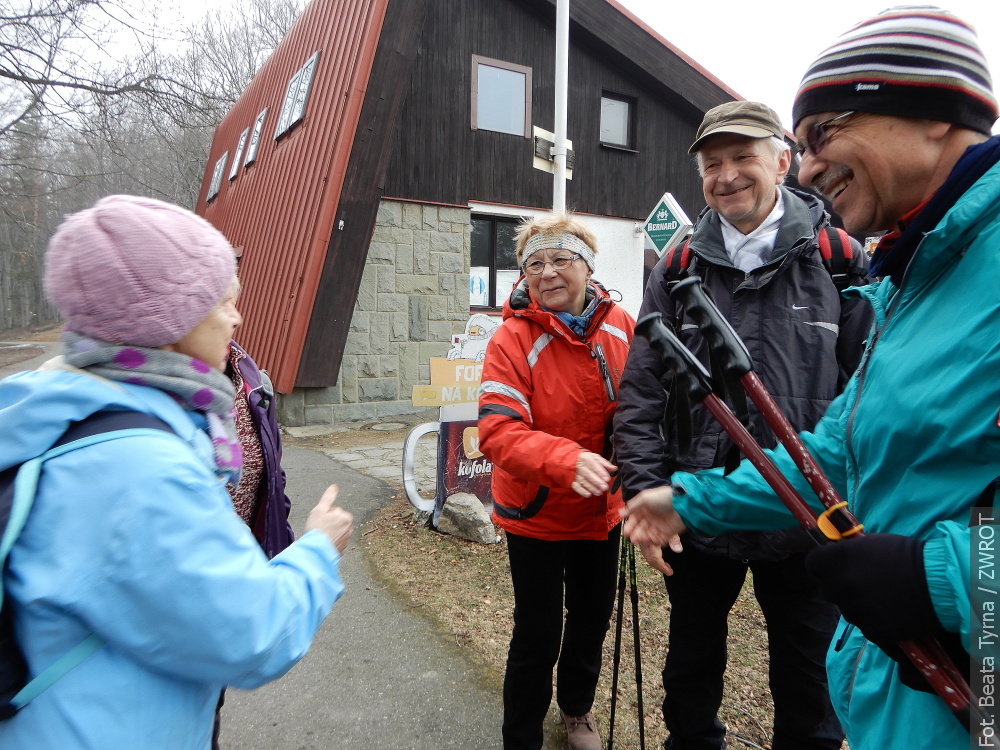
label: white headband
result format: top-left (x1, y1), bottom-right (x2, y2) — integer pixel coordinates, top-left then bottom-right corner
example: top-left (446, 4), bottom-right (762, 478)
top-left (521, 231), bottom-right (596, 272)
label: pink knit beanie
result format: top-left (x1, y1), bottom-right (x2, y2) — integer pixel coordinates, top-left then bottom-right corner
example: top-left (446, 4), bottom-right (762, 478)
top-left (44, 195), bottom-right (237, 347)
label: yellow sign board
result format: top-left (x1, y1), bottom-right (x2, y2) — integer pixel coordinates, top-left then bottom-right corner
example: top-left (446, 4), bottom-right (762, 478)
top-left (430, 358), bottom-right (484, 387)
top-left (411, 384), bottom-right (481, 407)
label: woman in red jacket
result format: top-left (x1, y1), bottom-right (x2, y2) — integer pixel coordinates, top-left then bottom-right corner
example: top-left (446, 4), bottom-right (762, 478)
top-left (478, 213), bottom-right (634, 750)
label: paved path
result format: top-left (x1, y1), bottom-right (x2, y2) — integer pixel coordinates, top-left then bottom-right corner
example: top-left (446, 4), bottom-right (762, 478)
top-left (218, 445), bottom-right (503, 749)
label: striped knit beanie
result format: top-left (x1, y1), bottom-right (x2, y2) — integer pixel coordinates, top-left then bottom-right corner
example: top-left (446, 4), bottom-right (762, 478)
top-left (793, 6), bottom-right (998, 135)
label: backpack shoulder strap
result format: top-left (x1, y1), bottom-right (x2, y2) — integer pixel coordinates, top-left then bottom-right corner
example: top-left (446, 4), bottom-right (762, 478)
top-left (817, 226), bottom-right (854, 291)
top-left (2, 411), bottom-right (174, 564)
top-left (1, 411), bottom-right (174, 715)
top-left (663, 237), bottom-right (693, 283)
top-left (7, 635), bottom-right (104, 712)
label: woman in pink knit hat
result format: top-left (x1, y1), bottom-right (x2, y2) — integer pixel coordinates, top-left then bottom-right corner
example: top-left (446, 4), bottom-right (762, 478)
top-left (0, 195), bottom-right (353, 749)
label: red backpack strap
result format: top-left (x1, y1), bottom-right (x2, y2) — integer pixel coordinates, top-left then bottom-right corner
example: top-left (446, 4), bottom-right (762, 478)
top-left (663, 237), bottom-right (693, 282)
top-left (818, 226), bottom-right (853, 290)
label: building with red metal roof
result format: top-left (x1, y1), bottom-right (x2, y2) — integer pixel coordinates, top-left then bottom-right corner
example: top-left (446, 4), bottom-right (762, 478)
top-left (197, 0), bottom-right (743, 425)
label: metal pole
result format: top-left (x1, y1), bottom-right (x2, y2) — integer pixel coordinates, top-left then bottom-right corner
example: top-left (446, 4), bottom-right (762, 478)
top-left (553, 0), bottom-right (569, 213)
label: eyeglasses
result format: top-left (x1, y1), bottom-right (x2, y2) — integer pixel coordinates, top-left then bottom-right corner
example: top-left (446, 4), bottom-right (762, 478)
top-left (797, 111), bottom-right (856, 157)
top-left (523, 254), bottom-right (580, 275)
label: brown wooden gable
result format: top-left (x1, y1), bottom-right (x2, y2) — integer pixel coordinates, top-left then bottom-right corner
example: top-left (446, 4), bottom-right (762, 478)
top-left (199, 0), bottom-right (743, 391)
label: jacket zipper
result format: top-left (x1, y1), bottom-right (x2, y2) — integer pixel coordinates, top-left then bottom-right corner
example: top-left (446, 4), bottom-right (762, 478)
top-left (588, 341), bottom-right (617, 403)
top-left (846, 629), bottom-right (867, 709)
top-left (845, 237), bottom-right (924, 497)
top-left (572, 294), bottom-right (618, 404)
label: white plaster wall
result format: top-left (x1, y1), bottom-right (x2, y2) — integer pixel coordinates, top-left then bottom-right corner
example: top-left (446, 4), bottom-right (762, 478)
top-left (469, 202), bottom-right (645, 320)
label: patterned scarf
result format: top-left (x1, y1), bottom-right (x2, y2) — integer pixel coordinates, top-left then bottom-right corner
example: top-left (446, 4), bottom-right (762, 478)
top-left (61, 331), bottom-right (243, 484)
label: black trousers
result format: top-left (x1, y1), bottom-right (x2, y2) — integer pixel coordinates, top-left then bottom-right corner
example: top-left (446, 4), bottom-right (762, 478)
top-left (502, 525), bottom-right (621, 750)
top-left (660, 545), bottom-right (843, 750)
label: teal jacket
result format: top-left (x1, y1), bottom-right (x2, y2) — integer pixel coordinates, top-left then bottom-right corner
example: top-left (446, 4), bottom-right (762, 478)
top-left (670, 158), bottom-right (1000, 749)
top-left (0, 362), bottom-right (344, 749)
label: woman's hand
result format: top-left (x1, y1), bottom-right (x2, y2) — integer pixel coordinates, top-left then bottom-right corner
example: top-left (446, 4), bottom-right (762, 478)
top-left (305, 485), bottom-right (354, 554)
top-left (571, 451), bottom-right (617, 497)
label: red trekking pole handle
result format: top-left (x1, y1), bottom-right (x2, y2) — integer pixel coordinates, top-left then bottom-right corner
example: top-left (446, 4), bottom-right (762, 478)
top-left (665, 276), bottom-right (981, 734)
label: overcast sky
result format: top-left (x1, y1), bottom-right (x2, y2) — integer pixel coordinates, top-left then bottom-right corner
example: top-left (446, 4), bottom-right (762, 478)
top-left (158, 0), bottom-right (1000, 134)
top-left (616, 0), bottom-right (1000, 133)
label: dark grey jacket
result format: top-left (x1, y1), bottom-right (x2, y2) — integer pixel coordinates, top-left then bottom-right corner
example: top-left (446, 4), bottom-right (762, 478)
top-left (614, 186), bottom-right (873, 561)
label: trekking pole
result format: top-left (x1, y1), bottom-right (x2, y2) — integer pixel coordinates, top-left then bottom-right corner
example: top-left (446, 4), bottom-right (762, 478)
top-left (652, 277), bottom-right (988, 737)
top-left (606, 533), bottom-right (628, 750)
top-left (627, 541), bottom-right (646, 750)
top-left (634, 313), bottom-right (827, 528)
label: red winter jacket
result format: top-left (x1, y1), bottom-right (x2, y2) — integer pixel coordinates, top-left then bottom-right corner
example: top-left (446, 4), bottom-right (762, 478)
top-left (478, 281), bottom-right (634, 541)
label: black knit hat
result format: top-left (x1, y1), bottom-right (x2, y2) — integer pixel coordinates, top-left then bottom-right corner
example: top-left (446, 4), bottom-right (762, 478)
top-left (793, 5), bottom-right (998, 135)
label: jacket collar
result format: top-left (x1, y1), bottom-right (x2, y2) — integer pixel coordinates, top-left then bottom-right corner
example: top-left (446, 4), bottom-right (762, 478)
top-left (503, 279), bottom-right (614, 339)
top-left (689, 186), bottom-right (826, 269)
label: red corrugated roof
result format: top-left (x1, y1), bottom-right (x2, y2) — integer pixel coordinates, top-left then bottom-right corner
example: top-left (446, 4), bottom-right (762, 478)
top-left (196, 0), bottom-right (389, 393)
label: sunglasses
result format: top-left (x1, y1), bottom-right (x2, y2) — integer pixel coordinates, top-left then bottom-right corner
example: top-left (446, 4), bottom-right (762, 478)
top-left (797, 111), bottom-right (856, 157)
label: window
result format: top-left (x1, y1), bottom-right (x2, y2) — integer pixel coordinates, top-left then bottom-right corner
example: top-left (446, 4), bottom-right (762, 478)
top-left (470, 215), bottom-right (521, 308)
top-left (471, 55), bottom-right (531, 138)
top-left (206, 152), bottom-right (228, 202)
top-left (275, 51), bottom-right (320, 140)
top-left (600, 93), bottom-right (634, 149)
top-left (244, 108), bottom-right (268, 167)
top-left (228, 128), bottom-right (249, 181)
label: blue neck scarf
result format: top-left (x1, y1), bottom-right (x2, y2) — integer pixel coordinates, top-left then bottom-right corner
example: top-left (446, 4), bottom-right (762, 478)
top-left (870, 134), bottom-right (1000, 285)
top-left (545, 291), bottom-right (600, 337)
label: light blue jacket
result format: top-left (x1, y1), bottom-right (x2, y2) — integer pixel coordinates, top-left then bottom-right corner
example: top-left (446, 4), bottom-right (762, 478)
top-left (671, 158), bottom-right (1000, 749)
top-left (0, 362), bottom-right (345, 749)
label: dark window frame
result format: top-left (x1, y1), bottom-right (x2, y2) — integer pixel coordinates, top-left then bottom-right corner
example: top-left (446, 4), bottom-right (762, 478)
top-left (470, 214), bottom-right (522, 310)
top-left (471, 55), bottom-right (532, 139)
top-left (599, 91), bottom-right (637, 151)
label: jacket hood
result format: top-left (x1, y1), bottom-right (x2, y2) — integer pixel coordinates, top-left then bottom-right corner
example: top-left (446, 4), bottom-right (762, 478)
top-left (0, 360), bottom-right (200, 472)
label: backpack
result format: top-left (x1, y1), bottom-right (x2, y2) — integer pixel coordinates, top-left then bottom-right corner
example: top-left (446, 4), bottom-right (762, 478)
top-left (664, 225), bottom-right (856, 290)
top-left (0, 410), bottom-right (174, 719)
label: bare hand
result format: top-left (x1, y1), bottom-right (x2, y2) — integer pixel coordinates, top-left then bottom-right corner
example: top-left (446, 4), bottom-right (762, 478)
top-left (638, 541), bottom-right (682, 577)
top-left (305, 485), bottom-right (354, 554)
top-left (572, 451), bottom-right (617, 497)
top-left (620, 486), bottom-right (687, 548)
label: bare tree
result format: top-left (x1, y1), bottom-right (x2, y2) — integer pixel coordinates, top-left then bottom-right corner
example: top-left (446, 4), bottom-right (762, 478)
top-left (1, 1), bottom-right (198, 137)
top-left (0, 0), bottom-right (305, 332)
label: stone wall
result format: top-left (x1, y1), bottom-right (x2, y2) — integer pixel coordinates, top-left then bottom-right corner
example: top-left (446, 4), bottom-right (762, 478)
top-left (277, 200), bottom-right (471, 426)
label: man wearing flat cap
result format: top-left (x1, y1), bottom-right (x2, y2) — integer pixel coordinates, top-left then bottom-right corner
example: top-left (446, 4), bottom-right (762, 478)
top-left (622, 6), bottom-right (1000, 749)
top-left (614, 100), bottom-right (871, 750)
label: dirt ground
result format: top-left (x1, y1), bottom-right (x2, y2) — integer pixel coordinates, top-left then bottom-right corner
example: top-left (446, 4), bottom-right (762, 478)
top-left (290, 426), bottom-right (788, 750)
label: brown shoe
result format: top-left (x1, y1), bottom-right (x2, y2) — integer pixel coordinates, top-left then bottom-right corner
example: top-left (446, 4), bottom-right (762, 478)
top-left (562, 711), bottom-right (602, 750)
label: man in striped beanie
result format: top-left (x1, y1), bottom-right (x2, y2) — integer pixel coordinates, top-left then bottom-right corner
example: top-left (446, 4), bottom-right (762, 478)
top-left (621, 6), bottom-right (1000, 750)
